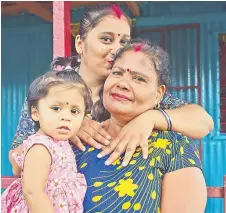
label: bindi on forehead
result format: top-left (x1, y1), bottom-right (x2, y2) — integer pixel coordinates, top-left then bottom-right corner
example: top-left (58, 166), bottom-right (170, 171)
top-left (126, 68), bottom-right (131, 73)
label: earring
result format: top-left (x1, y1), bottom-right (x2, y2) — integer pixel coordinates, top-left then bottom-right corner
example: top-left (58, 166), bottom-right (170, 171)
top-left (77, 56), bottom-right (81, 63)
top-left (154, 103), bottom-right (160, 109)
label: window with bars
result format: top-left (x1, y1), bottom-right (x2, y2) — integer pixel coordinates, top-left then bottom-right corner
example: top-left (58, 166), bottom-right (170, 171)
top-left (219, 34), bottom-right (226, 133)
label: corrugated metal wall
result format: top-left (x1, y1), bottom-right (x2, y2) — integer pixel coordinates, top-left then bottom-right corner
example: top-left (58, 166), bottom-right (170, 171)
top-left (1, 2), bottom-right (226, 213)
top-left (201, 21), bottom-right (226, 213)
top-left (1, 14), bottom-right (53, 175)
top-left (136, 7), bottom-right (226, 212)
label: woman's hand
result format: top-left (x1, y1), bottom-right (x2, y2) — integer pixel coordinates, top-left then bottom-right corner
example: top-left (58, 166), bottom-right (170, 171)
top-left (9, 144), bottom-right (24, 176)
top-left (97, 111), bottom-right (158, 166)
top-left (70, 119), bottom-right (111, 151)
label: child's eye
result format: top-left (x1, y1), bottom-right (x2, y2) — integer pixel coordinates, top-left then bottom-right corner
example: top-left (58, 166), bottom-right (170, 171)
top-left (71, 109), bottom-right (80, 115)
top-left (100, 37), bottom-right (112, 44)
top-left (52, 106), bottom-right (61, 112)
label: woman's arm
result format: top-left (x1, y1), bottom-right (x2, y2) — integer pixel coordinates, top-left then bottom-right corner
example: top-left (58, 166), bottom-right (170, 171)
top-left (161, 167), bottom-right (207, 213)
top-left (97, 93), bottom-right (213, 166)
top-left (9, 146), bottom-right (23, 176)
top-left (147, 103), bottom-right (213, 139)
top-left (23, 145), bottom-right (55, 213)
top-left (11, 99), bottom-right (36, 149)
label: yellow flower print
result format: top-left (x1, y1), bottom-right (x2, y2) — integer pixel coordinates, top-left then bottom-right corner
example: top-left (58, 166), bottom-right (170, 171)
top-left (133, 203), bottom-right (141, 210)
top-left (188, 158), bottom-right (196, 164)
top-left (152, 131), bottom-right (158, 137)
top-left (133, 152), bottom-right (140, 157)
top-left (81, 162), bottom-right (87, 168)
top-left (114, 179), bottom-right (138, 197)
top-left (130, 160), bottom-right (136, 165)
top-left (107, 182), bottom-right (116, 187)
top-left (148, 173), bottom-right (154, 180)
top-left (112, 158), bottom-right (121, 166)
top-left (122, 201), bottom-right (131, 210)
top-left (125, 171), bottom-right (132, 177)
top-left (151, 190), bottom-right (157, 199)
top-left (149, 158), bottom-right (155, 166)
top-left (138, 166), bottom-right (146, 170)
top-left (92, 195), bottom-right (103, 202)
top-left (180, 146), bottom-right (184, 155)
top-left (152, 138), bottom-right (171, 149)
top-left (88, 147), bottom-right (95, 152)
top-left (94, 182), bottom-right (104, 187)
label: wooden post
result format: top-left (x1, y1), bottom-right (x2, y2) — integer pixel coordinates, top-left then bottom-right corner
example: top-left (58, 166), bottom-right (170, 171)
top-left (53, 1), bottom-right (71, 58)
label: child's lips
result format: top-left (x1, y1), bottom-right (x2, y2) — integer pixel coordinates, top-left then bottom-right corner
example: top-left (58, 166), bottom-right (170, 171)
top-left (57, 126), bottom-right (71, 131)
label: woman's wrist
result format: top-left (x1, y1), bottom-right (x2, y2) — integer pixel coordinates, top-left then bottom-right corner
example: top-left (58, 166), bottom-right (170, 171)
top-left (147, 109), bottom-right (169, 131)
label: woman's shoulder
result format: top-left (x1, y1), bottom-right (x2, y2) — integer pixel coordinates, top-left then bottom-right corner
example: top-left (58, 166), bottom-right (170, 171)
top-left (148, 130), bottom-right (202, 174)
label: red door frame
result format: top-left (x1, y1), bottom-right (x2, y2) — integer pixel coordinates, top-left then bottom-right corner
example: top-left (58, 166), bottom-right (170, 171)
top-left (53, 1), bottom-right (71, 58)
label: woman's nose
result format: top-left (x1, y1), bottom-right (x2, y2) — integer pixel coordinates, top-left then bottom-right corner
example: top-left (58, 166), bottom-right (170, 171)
top-left (110, 42), bottom-right (123, 57)
top-left (117, 78), bottom-right (130, 91)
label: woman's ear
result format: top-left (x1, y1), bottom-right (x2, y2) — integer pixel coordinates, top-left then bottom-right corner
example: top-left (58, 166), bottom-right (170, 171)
top-left (156, 85), bottom-right (166, 104)
top-left (75, 35), bottom-right (84, 56)
top-left (31, 106), bottom-right (39, 122)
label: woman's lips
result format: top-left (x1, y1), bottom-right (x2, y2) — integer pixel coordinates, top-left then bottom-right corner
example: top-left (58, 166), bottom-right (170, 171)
top-left (111, 93), bottom-right (131, 101)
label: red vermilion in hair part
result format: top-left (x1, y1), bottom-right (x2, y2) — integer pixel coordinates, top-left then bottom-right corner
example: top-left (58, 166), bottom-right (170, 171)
top-left (112, 4), bottom-right (123, 19)
top-left (133, 43), bottom-right (144, 52)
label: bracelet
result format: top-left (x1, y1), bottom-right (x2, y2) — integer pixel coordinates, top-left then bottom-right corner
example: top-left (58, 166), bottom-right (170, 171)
top-left (157, 109), bottom-right (172, 131)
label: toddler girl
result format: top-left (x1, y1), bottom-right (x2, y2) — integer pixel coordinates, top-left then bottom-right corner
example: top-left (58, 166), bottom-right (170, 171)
top-left (2, 68), bottom-right (92, 213)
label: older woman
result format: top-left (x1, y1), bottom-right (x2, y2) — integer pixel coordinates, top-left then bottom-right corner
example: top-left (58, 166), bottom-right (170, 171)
top-left (74, 39), bottom-right (207, 213)
top-left (11, 4), bottom-right (213, 167)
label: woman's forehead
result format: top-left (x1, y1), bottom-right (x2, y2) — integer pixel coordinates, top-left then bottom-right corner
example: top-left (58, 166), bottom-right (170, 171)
top-left (92, 16), bottom-right (131, 36)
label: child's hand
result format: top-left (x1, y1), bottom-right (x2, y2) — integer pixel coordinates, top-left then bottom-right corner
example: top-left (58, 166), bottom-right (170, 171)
top-left (97, 111), bottom-right (156, 166)
top-left (70, 119), bottom-right (111, 151)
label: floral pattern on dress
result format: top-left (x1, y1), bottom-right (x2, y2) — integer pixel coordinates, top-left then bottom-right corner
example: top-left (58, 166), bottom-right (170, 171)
top-left (73, 131), bottom-right (202, 213)
top-left (2, 134), bottom-right (87, 213)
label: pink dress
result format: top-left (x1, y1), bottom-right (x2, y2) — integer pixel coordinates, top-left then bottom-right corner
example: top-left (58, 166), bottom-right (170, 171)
top-left (1, 134), bottom-right (87, 213)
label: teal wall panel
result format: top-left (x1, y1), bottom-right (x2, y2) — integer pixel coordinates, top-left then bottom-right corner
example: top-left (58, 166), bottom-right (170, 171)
top-left (1, 14), bottom-right (52, 176)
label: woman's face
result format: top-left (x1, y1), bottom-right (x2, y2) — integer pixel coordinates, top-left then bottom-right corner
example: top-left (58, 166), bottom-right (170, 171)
top-left (103, 50), bottom-right (165, 123)
top-left (76, 15), bottom-right (131, 80)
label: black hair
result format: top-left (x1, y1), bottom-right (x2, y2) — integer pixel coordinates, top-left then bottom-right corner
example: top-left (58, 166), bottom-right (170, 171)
top-left (54, 4), bottom-right (133, 69)
top-left (92, 38), bottom-right (171, 121)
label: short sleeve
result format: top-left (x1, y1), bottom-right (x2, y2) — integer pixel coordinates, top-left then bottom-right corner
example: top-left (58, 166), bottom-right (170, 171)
top-left (11, 99), bottom-right (37, 150)
top-left (162, 132), bottom-right (202, 174)
top-left (160, 92), bottom-right (188, 109)
top-left (21, 134), bottom-right (56, 168)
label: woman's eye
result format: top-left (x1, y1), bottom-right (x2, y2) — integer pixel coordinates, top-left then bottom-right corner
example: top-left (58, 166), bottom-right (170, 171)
top-left (121, 39), bottom-right (129, 46)
top-left (71, 109), bottom-right (80, 115)
top-left (52, 106), bottom-right (61, 112)
top-left (100, 37), bottom-right (112, 43)
top-left (112, 71), bottom-right (123, 76)
top-left (134, 76), bottom-right (146, 83)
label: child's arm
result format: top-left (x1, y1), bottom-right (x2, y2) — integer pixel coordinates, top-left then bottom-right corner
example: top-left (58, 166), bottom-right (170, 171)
top-left (22, 145), bottom-right (55, 213)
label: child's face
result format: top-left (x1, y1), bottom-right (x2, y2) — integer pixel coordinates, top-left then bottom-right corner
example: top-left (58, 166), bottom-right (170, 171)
top-left (31, 85), bottom-right (85, 141)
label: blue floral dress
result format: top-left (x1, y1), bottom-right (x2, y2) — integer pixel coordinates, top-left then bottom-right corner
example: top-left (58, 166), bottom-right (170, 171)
top-left (72, 130), bottom-right (201, 213)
